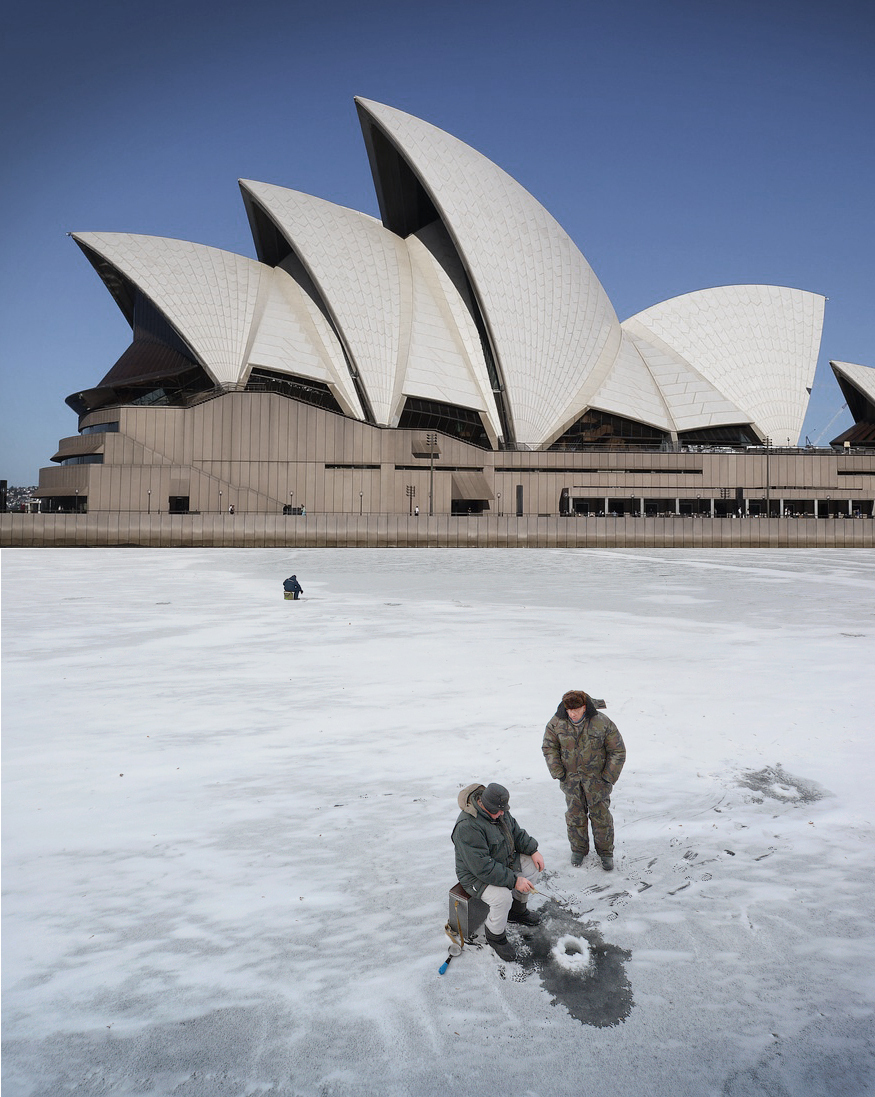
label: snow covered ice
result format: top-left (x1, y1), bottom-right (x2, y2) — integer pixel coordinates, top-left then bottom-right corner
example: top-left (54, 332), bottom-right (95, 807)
top-left (2, 547), bottom-right (875, 1097)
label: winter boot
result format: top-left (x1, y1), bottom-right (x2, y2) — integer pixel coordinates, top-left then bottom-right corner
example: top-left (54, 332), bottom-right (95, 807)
top-left (485, 927), bottom-right (517, 962)
top-left (570, 848), bottom-right (588, 866)
top-left (600, 854), bottom-right (614, 872)
top-left (507, 898), bottom-right (541, 926)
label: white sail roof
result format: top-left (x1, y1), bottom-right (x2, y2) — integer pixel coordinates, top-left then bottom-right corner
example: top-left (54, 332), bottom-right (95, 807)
top-left (246, 266), bottom-right (365, 419)
top-left (830, 360), bottom-right (875, 404)
top-left (72, 103), bottom-right (828, 454)
top-left (71, 232), bottom-right (267, 386)
top-left (240, 181), bottom-right (410, 425)
top-left (623, 286), bottom-right (825, 444)
top-left (588, 332), bottom-right (674, 432)
top-left (356, 98), bottom-right (622, 448)
top-left (621, 328), bottom-right (752, 434)
top-left (402, 222), bottom-right (502, 442)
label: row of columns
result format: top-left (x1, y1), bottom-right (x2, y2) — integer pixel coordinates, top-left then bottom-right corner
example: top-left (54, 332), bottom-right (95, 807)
top-left (588, 498), bottom-right (861, 517)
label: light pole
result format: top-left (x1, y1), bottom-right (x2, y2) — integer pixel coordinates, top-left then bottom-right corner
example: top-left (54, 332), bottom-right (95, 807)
top-left (697, 494), bottom-right (701, 518)
top-left (497, 491), bottom-right (501, 517)
top-left (359, 490), bottom-right (363, 516)
top-left (406, 485), bottom-right (415, 515)
top-left (765, 437), bottom-right (771, 517)
top-left (219, 490), bottom-right (222, 513)
top-left (75, 487), bottom-right (79, 514)
top-left (147, 489), bottom-right (151, 515)
top-left (289, 491), bottom-right (294, 514)
top-left (427, 433), bottom-right (437, 516)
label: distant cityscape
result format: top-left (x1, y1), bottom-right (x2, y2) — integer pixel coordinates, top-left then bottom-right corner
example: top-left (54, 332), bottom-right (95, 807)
top-left (2, 484), bottom-right (38, 512)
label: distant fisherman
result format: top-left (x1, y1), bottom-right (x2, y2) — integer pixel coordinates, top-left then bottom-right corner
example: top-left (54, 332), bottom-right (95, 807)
top-left (542, 690), bottom-right (625, 871)
top-left (282, 574), bottom-right (303, 600)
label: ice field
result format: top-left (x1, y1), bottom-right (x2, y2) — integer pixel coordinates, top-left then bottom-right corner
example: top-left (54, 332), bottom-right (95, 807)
top-left (2, 547), bottom-right (874, 1096)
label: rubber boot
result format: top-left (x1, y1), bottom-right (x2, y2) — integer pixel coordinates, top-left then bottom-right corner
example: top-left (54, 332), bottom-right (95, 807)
top-left (600, 854), bottom-right (614, 871)
top-left (507, 898), bottom-right (541, 926)
top-left (485, 927), bottom-right (517, 961)
top-left (570, 848), bottom-right (588, 866)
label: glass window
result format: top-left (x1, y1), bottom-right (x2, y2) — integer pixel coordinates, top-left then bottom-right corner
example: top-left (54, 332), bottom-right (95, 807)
top-left (245, 369), bottom-right (343, 413)
top-left (550, 410), bottom-right (668, 450)
top-left (397, 398), bottom-right (489, 448)
top-left (80, 422), bottom-right (119, 435)
top-left (56, 454), bottom-right (104, 466)
top-left (678, 425), bottom-right (759, 447)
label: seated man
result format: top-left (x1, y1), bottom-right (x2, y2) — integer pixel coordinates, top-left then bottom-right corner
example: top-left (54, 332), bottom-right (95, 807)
top-left (282, 574), bottom-right (303, 599)
top-left (452, 782), bottom-right (545, 962)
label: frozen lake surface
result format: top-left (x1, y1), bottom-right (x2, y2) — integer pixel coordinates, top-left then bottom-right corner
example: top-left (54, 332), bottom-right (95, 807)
top-left (3, 547), bottom-right (875, 1096)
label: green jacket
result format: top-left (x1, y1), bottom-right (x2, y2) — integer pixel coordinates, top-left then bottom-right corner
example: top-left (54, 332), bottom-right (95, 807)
top-left (542, 701), bottom-right (626, 786)
top-left (452, 783), bottom-right (539, 898)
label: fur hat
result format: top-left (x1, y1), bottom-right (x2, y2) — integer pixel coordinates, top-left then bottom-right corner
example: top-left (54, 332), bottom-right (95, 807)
top-left (562, 690), bottom-right (588, 710)
top-left (480, 782), bottom-right (509, 814)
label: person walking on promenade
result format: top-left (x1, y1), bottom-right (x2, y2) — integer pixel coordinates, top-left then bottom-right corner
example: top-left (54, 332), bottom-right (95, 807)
top-left (542, 690), bottom-right (625, 871)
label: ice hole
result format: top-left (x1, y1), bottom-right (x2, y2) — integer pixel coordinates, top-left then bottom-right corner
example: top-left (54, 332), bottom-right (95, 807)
top-left (767, 783), bottom-right (797, 799)
top-left (551, 935), bottom-right (593, 973)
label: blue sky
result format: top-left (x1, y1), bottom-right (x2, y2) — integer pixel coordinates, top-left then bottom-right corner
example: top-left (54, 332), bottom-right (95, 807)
top-left (1, 0), bottom-right (872, 484)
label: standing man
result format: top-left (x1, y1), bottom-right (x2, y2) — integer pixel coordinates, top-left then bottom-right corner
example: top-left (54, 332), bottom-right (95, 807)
top-left (452, 782), bottom-right (545, 962)
top-left (542, 690), bottom-right (625, 871)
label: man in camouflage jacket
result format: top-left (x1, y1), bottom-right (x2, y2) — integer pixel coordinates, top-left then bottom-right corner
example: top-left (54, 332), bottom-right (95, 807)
top-left (542, 689), bottom-right (626, 870)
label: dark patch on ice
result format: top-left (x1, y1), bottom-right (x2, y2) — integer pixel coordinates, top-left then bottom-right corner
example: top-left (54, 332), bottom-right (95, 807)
top-left (736, 764), bottom-right (828, 804)
top-left (509, 899), bottom-right (633, 1027)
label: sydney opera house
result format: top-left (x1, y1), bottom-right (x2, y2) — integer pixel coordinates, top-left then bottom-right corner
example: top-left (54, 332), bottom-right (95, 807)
top-left (32, 97), bottom-right (875, 529)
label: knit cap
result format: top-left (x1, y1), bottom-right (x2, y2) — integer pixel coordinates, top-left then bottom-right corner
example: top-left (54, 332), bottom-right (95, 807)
top-left (480, 783), bottom-right (509, 813)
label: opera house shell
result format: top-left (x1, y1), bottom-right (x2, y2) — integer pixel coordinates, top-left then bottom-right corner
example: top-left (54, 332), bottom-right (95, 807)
top-left (33, 97), bottom-right (873, 526)
top-left (829, 361), bottom-right (875, 448)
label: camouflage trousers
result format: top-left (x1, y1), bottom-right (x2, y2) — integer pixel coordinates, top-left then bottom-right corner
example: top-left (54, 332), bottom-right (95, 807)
top-left (560, 775), bottom-right (614, 856)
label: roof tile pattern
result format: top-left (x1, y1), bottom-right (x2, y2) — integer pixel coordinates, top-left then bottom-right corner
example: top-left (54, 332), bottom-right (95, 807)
top-left (403, 223), bottom-right (501, 438)
top-left (403, 240), bottom-right (487, 410)
top-left (356, 98), bottom-right (622, 447)
top-left (589, 332), bottom-right (674, 432)
top-left (246, 268), bottom-right (364, 419)
top-left (623, 286), bottom-right (825, 444)
top-left (240, 181), bottom-right (410, 424)
top-left (72, 232), bottom-right (265, 386)
top-left (623, 328), bottom-right (750, 432)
